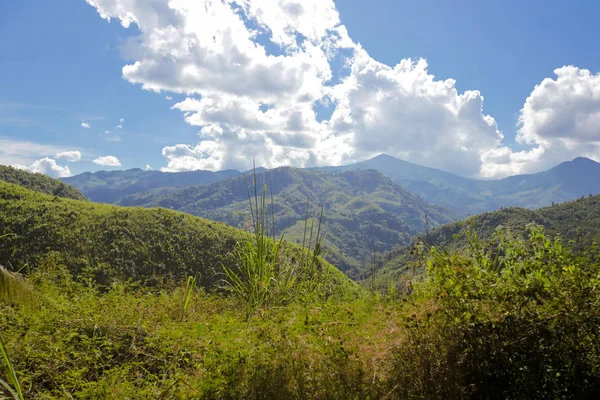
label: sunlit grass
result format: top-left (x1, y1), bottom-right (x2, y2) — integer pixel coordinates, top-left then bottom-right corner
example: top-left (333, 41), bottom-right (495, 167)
top-left (222, 166), bottom-right (328, 316)
top-left (0, 332), bottom-right (23, 400)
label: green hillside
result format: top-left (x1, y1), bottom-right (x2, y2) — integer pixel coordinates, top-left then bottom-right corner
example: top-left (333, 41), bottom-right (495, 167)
top-left (62, 155), bottom-right (600, 221)
top-left (1, 172), bottom-right (599, 399)
top-left (375, 194), bottom-right (600, 286)
top-left (0, 165), bottom-right (86, 200)
top-left (0, 180), bottom-right (351, 291)
top-left (1, 191), bottom-right (599, 398)
top-left (116, 167), bottom-right (456, 275)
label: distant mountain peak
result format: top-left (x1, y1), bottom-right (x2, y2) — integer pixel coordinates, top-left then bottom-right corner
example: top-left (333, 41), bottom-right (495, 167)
top-left (553, 157), bottom-right (600, 171)
top-left (370, 153), bottom-right (398, 161)
top-left (570, 156), bottom-right (598, 165)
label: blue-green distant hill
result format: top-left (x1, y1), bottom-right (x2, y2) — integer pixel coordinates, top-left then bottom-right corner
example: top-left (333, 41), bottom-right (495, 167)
top-left (319, 155), bottom-right (600, 215)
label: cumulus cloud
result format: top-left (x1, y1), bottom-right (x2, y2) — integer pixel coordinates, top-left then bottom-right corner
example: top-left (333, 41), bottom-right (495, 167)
top-left (81, 121), bottom-right (91, 128)
top-left (476, 66), bottom-right (600, 177)
top-left (519, 67), bottom-right (600, 162)
top-left (93, 155), bottom-right (121, 166)
top-left (55, 150), bottom-right (82, 162)
top-left (14, 158), bottom-right (72, 178)
top-left (85, 0), bottom-right (599, 177)
top-left (327, 50), bottom-right (504, 176)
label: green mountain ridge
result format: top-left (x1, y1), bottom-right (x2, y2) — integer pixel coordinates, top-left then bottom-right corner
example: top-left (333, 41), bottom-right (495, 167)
top-left (56, 156), bottom-right (600, 278)
top-left (0, 165), bottom-right (86, 200)
top-left (116, 167), bottom-right (457, 275)
top-left (62, 155), bottom-right (600, 219)
top-left (0, 179), bottom-right (353, 291)
top-left (375, 193), bottom-right (600, 286)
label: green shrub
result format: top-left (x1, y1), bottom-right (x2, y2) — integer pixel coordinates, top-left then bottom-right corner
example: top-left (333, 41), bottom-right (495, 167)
top-left (391, 224), bottom-right (600, 399)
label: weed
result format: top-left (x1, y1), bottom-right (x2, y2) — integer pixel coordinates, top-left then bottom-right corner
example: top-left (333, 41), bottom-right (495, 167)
top-left (0, 332), bottom-right (23, 400)
top-left (181, 275), bottom-right (197, 321)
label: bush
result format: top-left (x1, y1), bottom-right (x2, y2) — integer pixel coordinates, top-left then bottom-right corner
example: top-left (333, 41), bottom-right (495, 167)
top-left (391, 225), bottom-right (600, 399)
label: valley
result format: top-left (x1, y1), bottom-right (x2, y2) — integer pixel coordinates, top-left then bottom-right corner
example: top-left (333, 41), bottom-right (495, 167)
top-left (1, 159), bottom-right (599, 399)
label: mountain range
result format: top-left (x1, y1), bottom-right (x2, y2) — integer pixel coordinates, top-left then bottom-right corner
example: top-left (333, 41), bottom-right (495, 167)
top-left (63, 154), bottom-right (600, 217)
top-left (62, 167), bottom-right (240, 204)
top-left (319, 154), bottom-right (600, 215)
top-left (113, 168), bottom-right (456, 275)
top-left (374, 193), bottom-right (600, 288)
top-left (3, 160), bottom-right (600, 296)
top-left (59, 155), bottom-right (600, 274)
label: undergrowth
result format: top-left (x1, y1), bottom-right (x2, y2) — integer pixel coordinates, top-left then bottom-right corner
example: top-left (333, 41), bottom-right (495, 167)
top-left (1, 222), bottom-right (599, 398)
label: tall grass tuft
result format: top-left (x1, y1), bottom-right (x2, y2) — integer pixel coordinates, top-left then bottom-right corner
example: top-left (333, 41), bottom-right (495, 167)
top-left (180, 275), bottom-right (197, 321)
top-left (0, 332), bottom-right (24, 400)
top-left (0, 266), bottom-right (35, 308)
top-left (223, 165), bottom-right (327, 315)
top-left (297, 197), bottom-right (328, 300)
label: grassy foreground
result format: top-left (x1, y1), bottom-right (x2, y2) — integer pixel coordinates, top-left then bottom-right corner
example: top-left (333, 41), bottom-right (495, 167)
top-left (1, 224), bottom-right (600, 399)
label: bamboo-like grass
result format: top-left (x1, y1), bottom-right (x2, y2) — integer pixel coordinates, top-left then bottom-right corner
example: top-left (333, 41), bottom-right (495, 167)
top-left (0, 331), bottom-right (24, 400)
top-left (222, 165), bottom-right (327, 316)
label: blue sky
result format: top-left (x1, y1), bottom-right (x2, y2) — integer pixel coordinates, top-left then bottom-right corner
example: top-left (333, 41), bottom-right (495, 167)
top-left (2, 0), bottom-right (600, 178)
top-left (337, 0), bottom-right (600, 146)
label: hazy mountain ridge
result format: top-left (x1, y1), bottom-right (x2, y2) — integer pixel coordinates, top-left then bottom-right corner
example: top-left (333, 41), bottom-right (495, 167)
top-left (63, 155), bottom-right (600, 217)
top-left (62, 167), bottom-right (241, 203)
top-left (323, 154), bottom-right (600, 215)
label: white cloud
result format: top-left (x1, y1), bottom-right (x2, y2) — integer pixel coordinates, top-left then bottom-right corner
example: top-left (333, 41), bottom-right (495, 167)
top-left (14, 158), bottom-right (72, 178)
top-left (81, 121), bottom-right (91, 128)
top-left (119, 118), bottom-right (124, 123)
top-left (327, 50), bottom-right (504, 177)
top-left (55, 150), bottom-right (82, 162)
top-left (0, 138), bottom-right (80, 167)
top-left (105, 130), bottom-right (110, 134)
top-left (145, 164), bottom-right (153, 170)
top-left (476, 66), bottom-right (600, 177)
top-left (93, 155), bottom-right (121, 166)
top-left (116, 124), bottom-right (122, 129)
top-left (166, 96), bottom-right (172, 100)
top-left (86, 0), bottom-right (599, 178)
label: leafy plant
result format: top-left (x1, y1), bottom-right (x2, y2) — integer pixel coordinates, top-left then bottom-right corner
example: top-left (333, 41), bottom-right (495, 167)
top-left (391, 224), bottom-right (600, 399)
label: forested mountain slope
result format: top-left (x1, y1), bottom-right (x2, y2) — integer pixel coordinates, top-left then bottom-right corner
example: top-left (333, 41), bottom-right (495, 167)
top-left (116, 167), bottom-right (457, 275)
top-left (0, 180), bottom-right (351, 290)
top-left (375, 194), bottom-right (600, 285)
top-left (0, 165), bottom-right (86, 200)
top-left (62, 155), bottom-right (600, 218)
